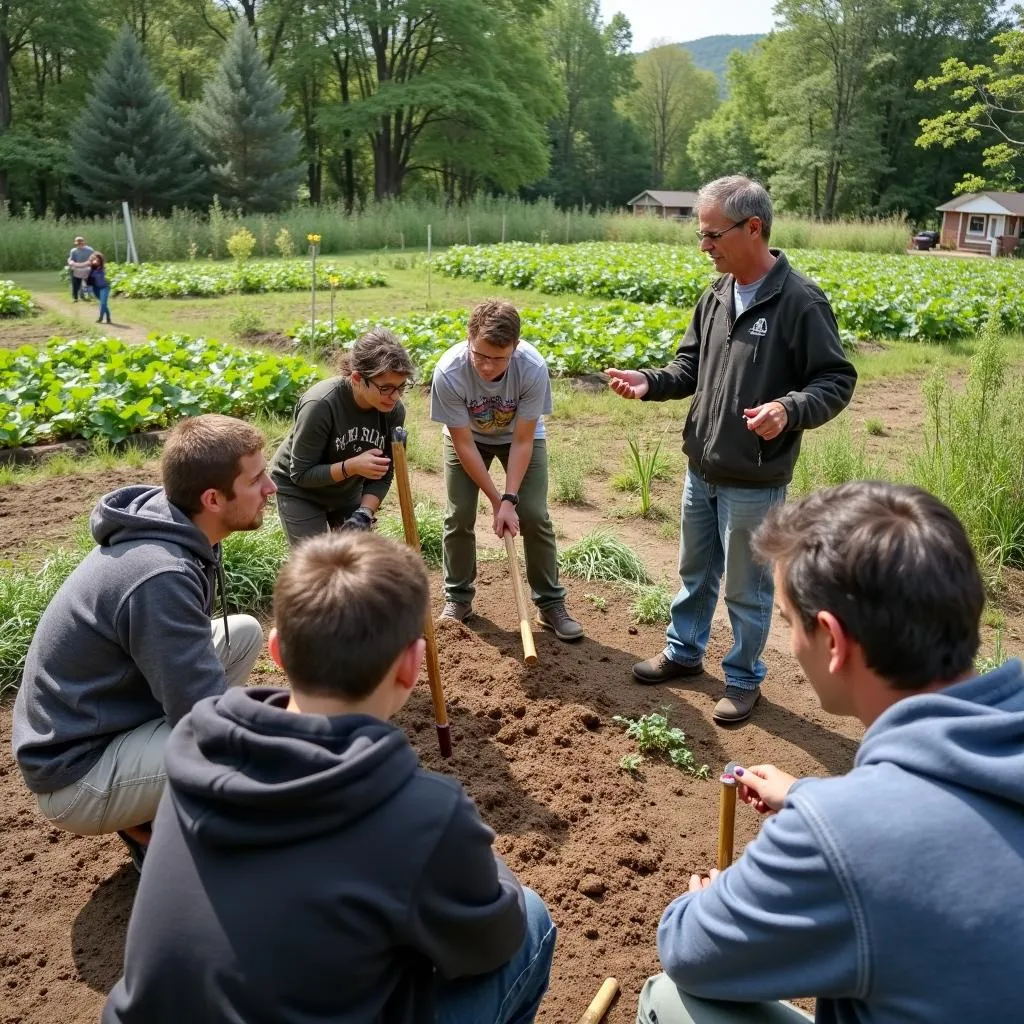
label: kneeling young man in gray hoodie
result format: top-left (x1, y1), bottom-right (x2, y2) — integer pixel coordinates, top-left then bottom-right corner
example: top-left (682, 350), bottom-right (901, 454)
top-left (641, 480), bottom-right (1024, 1024)
top-left (104, 532), bottom-right (556, 1024)
top-left (12, 414), bottom-right (276, 868)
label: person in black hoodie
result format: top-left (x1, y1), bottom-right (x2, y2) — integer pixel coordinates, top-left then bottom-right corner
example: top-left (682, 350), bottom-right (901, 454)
top-left (12, 414), bottom-right (276, 870)
top-left (270, 327), bottom-right (413, 543)
top-left (607, 175), bottom-right (856, 725)
top-left (104, 531), bottom-right (557, 1024)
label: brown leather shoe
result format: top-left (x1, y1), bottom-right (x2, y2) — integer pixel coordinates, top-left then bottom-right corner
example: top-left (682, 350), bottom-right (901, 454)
top-left (713, 686), bottom-right (761, 723)
top-left (536, 602), bottom-right (584, 641)
top-left (632, 652), bottom-right (704, 685)
top-left (441, 601), bottom-right (473, 622)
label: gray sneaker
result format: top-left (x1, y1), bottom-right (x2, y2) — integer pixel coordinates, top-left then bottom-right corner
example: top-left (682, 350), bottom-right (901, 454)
top-left (441, 601), bottom-right (473, 622)
top-left (536, 602), bottom-right (584, 641)
top-left (713, 686), bottom-right (761, 724)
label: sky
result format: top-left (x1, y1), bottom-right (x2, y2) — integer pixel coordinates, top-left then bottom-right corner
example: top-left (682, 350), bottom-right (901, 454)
top-left (599, 0), bottom-right (778, 52)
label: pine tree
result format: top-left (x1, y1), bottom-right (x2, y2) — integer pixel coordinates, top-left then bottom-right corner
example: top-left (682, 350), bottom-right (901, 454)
top-left (69, 27), bottom-right (208, 213)
top-left (193, 22), bottom-right (303, 213)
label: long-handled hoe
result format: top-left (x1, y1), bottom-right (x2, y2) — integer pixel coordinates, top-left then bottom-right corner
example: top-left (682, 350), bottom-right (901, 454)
top-left (577, 976), bottom-right (619, 1023)
top-left (391, 427), bottom-right (452, 758)
top-left (717, 761), bottom-right (740, 871)
top-left (504, 534), bottom-right (538, 666)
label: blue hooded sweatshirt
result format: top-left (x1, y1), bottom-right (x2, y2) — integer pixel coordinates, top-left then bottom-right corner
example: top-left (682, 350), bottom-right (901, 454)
top-left (657, 659), bottom-right (1024, 1023)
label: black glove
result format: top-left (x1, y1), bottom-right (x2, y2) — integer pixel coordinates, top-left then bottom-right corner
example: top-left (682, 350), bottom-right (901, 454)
top-left (341, 508), bottom-right (374, 532)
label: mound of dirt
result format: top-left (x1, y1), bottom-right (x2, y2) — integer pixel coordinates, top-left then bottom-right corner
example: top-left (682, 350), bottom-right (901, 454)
top-left (0, 563), bottom-right (863, 1023)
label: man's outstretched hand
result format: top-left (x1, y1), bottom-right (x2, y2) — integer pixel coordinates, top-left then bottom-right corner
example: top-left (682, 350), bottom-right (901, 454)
top-left (606, 368), bottom-right (649, 400)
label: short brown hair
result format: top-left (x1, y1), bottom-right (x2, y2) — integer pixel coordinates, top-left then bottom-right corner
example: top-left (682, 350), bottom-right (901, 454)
top-left (338, 327), bottom-right (414, 379)
top-left (161, 414), bottom-right (265, 514)
top-left (468, 299), bottom-right (520, 348)
top-left (753, 481), bottom-right (983, 689)
top-left (273, 532), bottom-right (429, 698)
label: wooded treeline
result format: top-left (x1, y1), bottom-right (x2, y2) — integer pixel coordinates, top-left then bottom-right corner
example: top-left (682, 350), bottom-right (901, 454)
top-left (0, 0), bottom-right (1020, 223)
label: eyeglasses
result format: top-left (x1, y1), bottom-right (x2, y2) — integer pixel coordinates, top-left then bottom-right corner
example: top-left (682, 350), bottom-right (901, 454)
top-left (696, 217), bottom-right (750, 242)
top-left (469, 347), bottom-right (512, 366)
top-left (368, 378), bottom-right (413, 397)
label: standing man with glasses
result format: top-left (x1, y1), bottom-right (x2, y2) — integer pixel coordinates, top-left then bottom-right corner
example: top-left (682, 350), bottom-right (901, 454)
top-left (606, 176), bottom-right (856, 723)
top-left (431, 299), bottom-right (583, 641)
top-left (270, 328), bottom-right (414, 545)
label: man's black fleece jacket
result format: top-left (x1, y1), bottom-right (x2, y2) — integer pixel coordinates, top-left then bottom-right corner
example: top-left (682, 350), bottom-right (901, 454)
top-left (640, 250), bottom-right (857, 488)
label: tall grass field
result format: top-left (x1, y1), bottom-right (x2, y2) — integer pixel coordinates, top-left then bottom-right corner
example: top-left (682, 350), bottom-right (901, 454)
top-left (0, 198), bottom-right (914, 271)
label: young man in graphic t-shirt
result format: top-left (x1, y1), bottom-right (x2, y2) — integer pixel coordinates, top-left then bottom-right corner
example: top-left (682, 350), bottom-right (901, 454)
top-left (430, 299), bottom-right (583, 641)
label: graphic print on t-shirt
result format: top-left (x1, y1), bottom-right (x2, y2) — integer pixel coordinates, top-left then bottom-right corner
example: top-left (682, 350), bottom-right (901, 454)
top-left (333, 423), bottom-right (387, 457)
top-left (467, 396), bottom-right (518, 434)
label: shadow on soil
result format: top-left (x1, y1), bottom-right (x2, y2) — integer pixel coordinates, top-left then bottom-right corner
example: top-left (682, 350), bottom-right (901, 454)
top-left (71, 862), bottom-right (137, 995)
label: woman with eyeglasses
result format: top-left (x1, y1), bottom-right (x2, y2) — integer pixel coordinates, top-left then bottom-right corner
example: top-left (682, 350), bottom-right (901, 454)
top-left (270, 328), bottom-right (414, 545)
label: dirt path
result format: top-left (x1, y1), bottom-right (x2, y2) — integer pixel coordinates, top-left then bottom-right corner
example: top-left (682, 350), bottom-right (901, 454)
top-left (29, 291), bottom-right (151, 346)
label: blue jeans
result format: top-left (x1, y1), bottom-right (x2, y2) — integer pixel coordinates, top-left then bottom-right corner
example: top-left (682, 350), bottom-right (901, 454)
top-left (96, 286), bottom-right (111, 321)
top-left (664, 470), bottom-right (786, 691)
top-left (435, 887), bottom-right (556, 1024)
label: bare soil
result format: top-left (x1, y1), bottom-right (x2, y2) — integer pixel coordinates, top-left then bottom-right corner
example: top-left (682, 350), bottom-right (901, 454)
top-left (0, 561), bottom-right (864, 1024)
top-left (0, 372), bottom-right (1018, 1024)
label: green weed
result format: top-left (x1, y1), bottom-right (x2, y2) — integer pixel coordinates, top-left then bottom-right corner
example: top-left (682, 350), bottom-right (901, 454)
top-left (558, 531), bottom-right (652, 587)
top-left (630, 584), bottom-right (673, 625)
top-left (975, 627), bottom-right (1009, 675)
top-left (619, 753), bottom-right (644, 777)
top-left (378, 499), bottom-right (445, 568)
top-left (621, 437), bottom-right (664, 518)
top-left (612, 711), bottom-right (710, 779)
top-left (913, 321), bottom-right (1024, 583)
top-left (220, 514), bottom-right (290, 613)
top-left (864, 418), bottom-right (887, 436)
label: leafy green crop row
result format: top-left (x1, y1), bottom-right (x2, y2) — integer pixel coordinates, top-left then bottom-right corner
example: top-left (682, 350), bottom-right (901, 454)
top-left (0, 280), bottom-right (34, 318)
top-left (290, 302), bottom-right (689, 378)
top-left (107, 260), bottom-right (387, 298)
top-left (0, 336), bottom-right (322, 448)
top-left (435, 242), bottom-right (1024, 342)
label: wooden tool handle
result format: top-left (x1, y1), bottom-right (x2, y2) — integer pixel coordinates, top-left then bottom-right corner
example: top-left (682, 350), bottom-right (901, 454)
top-left (391, 429), bottom-right (452, 757)
top-left (503, 533), bottom-right (538, 665)
top-left (576, 977), bottom-right (619, 1024)
top-left (717, 773), bottom-right (738, 871)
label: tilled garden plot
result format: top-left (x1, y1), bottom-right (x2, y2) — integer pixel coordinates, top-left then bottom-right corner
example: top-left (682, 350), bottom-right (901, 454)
top-left (0, 562), bottom-right (863, 1023)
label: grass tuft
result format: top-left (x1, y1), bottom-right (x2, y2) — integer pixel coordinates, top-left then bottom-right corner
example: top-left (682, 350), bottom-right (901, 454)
top-left (558, 531), bottom-right (652, 587)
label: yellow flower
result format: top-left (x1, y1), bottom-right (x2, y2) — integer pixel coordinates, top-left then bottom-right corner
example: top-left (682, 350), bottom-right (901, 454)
top-left (327, 275), bottom-right (340, 287)
top-left (307, 233), bottom-right (321, 244)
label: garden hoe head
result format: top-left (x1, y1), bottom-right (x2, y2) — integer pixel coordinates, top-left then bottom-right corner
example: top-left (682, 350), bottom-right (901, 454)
top-left (391, 426), bottom-right (452, 758)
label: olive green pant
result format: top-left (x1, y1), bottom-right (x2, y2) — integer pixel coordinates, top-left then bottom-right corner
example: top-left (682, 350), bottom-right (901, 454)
top-left (442, 436), bottom-right (566, 610)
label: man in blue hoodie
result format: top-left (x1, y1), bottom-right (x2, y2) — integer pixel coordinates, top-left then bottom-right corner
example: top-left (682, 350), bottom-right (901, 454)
top-left (12, 414), bottom-right (276, 868)
top-left (639, 480), bottom-right (1024, 1024)
top-left (104, 531), bottom-right (556, 1024)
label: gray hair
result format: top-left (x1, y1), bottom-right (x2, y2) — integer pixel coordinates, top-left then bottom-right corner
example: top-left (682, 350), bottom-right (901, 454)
top-left (697, 176), bottom-right (773, 241)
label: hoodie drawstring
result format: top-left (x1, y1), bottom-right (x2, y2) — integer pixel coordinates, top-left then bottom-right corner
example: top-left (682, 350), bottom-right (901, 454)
top-left (216, 556), bottom-right (231, 652)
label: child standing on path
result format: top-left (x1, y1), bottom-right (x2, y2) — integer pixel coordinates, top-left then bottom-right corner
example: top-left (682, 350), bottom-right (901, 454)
top-left (88, 252), bottom-right (112, 324)
top-left (430, 299), bottom-right (583, 641)
top-left (103, 531), bottom-right (557, 1024)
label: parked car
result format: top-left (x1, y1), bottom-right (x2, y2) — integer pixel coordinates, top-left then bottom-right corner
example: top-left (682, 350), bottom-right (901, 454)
top-left (912, 230), bottom-right (940, 250)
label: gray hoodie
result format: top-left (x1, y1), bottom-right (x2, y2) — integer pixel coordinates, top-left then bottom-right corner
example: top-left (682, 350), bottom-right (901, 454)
top-left (657, 659), bottom-right (1024, 1022)
top-left (103, 686), bottom-right (527, 1024)
top-left (12, 485), bottom-right (231, 794)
